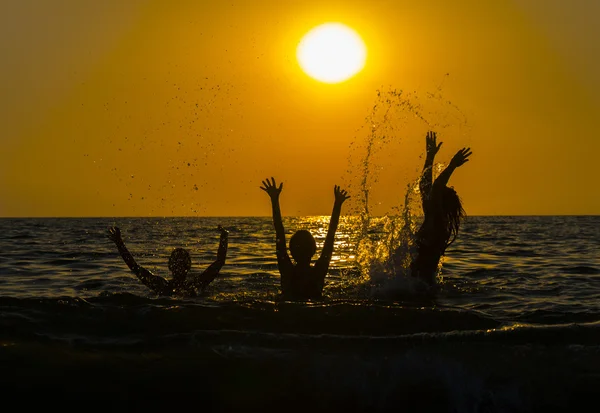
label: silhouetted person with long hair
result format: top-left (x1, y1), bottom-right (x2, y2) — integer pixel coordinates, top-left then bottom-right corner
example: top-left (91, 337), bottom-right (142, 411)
top-left (261, 177), bottom-right (350, 300)
top-left (401, 131), bottom-right (472, 286)
top-left (107, 225), bottom-right (228, 296)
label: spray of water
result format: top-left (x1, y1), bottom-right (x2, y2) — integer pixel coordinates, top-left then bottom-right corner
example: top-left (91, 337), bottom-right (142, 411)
top-left (342, 84), bottom-right (469, 298)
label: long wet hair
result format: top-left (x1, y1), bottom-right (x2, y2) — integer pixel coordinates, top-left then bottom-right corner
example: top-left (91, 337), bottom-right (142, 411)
top-left (441, 186), bottom-right (466, 248)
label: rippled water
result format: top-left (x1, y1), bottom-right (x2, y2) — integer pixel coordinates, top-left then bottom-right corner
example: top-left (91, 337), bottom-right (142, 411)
top-left (1, 216), bottom-right (599, 412)
top-left (1, 216), bottom-right (598, 323)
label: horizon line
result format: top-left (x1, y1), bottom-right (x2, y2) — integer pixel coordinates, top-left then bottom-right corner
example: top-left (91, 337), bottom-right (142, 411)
top-left (1, 214), bottom-right (599, 219)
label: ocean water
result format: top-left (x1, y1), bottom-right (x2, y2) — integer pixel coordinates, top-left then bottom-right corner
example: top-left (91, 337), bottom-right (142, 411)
top-left (1, 216), bottom-right (599, 412)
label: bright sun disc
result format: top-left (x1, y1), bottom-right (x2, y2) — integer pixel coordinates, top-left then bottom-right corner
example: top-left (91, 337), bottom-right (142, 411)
top-left (297, 23), bottom-right (367, 84)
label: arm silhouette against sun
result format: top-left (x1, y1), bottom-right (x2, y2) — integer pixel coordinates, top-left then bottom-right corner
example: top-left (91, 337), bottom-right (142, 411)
top-left (107, 226), bottom-right (169, 294)
top-left (190, 226), bottom-right (229, 293)
top-left (315, 185), bottom-right (350, 279)
top-left (433, 147), bottom-right (472, 189)
top-left (261, 177), bottom-right (293, 279)
top-left (420, 131), bottom-right (442, 213)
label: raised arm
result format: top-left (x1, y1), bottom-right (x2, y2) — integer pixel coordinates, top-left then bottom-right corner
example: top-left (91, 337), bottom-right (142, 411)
top-left (192, 226), bottom-right (229, 292)
top-left (317, 185), bottom-right (350, 274)
top-left (260, 177), bottom-right (292, 269)
top-left (433, 147), bottom-right (472, 189)
top-left (420, 131), bottom-right (443, 210)
top-left (106, 227), bottom-right (169, 294)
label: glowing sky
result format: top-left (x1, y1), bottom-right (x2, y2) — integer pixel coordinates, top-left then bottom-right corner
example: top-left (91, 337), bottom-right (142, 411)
top-left (1, 0), bottom-right (599, 217)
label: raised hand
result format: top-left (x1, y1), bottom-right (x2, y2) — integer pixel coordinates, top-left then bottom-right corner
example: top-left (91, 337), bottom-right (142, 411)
top-left (450, 147), bottom-right (472, 168)
top-left (334, 185), bottom-right (350, 204)
top-left (426, 131), bottom-right (442, 156)
top-left (217, 225), bottom-right (229, 234)
top-left (260, 177), bottom-right (283, 199)
top-left (107, 226), bottom-right (122, 243)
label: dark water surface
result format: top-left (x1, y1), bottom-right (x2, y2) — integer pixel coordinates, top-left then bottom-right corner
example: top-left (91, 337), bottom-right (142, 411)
top-left (1, 216), bottom-right (598, 412)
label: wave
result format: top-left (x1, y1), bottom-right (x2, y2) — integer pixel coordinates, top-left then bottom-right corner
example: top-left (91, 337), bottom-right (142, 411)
top-left (562, 265), bottom-right (599, 275)
top-left (2, 294), bottom-right (599, 348)
top-left (1, 320), bottom-right (598, 412)
top-left (1, 290), bottom-right (599, 412)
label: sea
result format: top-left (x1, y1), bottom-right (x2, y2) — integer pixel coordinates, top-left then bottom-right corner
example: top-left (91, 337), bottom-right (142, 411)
top-left (1, 215), bottom-right (599, 412)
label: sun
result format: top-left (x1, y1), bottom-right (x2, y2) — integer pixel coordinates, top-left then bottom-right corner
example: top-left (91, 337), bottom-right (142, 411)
top-left (297, 23), bottom-right (367, 84)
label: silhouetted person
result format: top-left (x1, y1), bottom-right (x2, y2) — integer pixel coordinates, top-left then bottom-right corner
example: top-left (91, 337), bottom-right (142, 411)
top-left (107, 225), bottom-right (228, 296)
top-left (399, 131), bottom-right (472, 285)
top-left (261, 177), bottom-right (350, 300)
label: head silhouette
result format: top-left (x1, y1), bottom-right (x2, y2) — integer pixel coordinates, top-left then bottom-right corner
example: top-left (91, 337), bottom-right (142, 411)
top-left (441, 186), bottom-right (466, 247)
top-left (289, 230), bottom-right (317, 264)
top-left (168, 248), bottom-right (192, 278)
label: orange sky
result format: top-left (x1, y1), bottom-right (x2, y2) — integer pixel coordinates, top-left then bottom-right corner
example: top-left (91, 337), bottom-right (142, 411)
top-left (1, 0), bottom-right (599, 217)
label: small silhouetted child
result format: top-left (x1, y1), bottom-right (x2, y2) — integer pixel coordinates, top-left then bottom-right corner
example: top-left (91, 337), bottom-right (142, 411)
top-left (261, 177), bottom-right (350, 300)
top-left (107, 225), bottom-right (228, 296)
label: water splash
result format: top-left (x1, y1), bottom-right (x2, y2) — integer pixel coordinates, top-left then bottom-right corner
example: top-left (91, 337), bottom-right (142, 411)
top-left (343, 85), bottom-right (469, 298)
